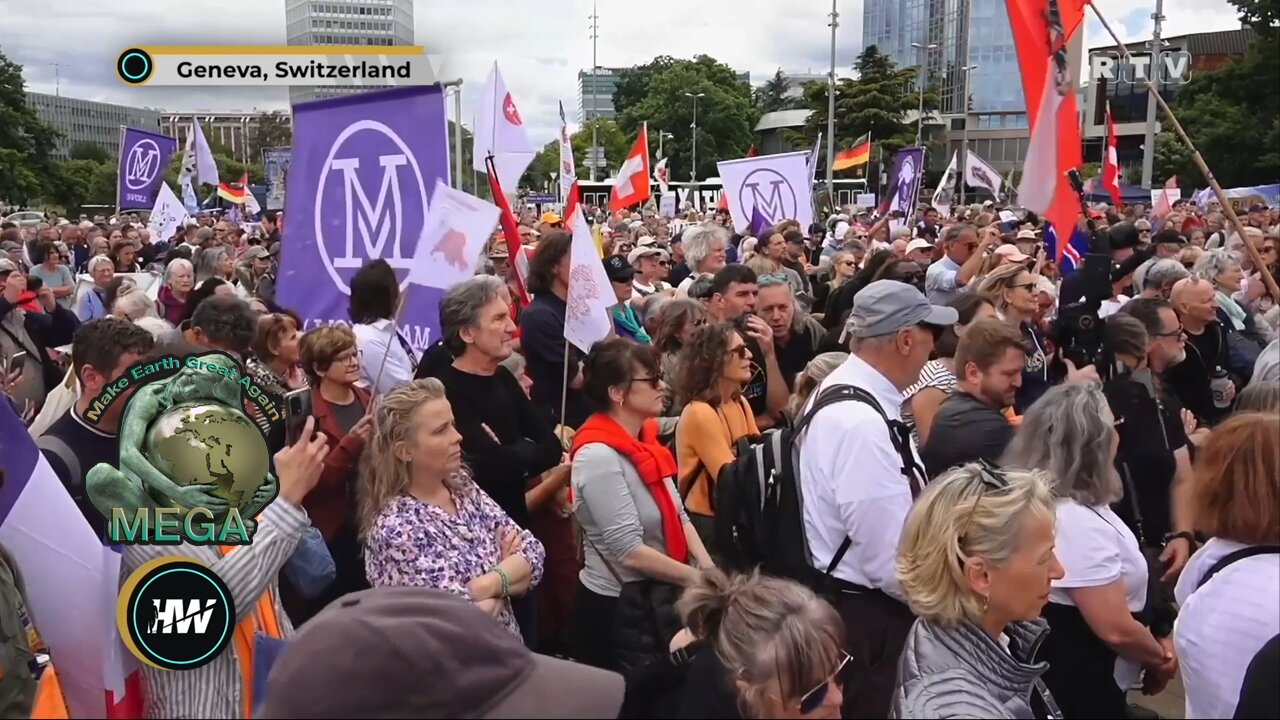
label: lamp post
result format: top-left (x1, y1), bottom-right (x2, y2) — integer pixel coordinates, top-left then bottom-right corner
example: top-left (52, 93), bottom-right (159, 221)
top-left (825, 0), bottom-right (839, 200)
top-left (910, 43), bottom-right (937, 147)
top-left (441, 78), bottom-right (464, 190)
top-left (685, 92), bottom-right (705, 206)
top-left (959, 64), bottom-right (977, 206)
top-left (656, 130), bottom-right (673, 159)
top-left (588, 0), bottom-right (600, 182)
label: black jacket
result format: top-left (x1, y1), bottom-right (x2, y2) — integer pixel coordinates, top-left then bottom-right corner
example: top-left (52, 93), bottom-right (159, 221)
top-left (923, 392), bottom-right (1015, 479)
top-left (0, 295), bottom-right (79, 392)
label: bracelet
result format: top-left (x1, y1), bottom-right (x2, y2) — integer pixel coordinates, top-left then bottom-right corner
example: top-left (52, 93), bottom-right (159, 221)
top-left (490, 565), bottom-right (510, 599)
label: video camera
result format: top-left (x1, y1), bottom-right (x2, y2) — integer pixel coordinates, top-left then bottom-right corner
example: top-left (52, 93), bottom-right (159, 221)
top-left (1052, 169), bottom-right (1114, 374)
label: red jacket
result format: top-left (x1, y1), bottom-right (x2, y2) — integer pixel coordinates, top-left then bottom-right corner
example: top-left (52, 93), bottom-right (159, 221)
top-left (306, 385), bottom-right (371, 539)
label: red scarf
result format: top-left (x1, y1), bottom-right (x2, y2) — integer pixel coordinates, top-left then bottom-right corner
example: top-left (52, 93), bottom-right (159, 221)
top-left (570, 413), bottom-right (688, 563)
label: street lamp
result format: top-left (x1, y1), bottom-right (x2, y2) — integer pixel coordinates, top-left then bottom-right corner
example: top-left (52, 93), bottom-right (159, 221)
top-left (958, 64), bottom-right (977, 205)
top-left (685, 92), bottom-right (706, 200)
top-left (442, 79), bottom-right (464, 190)
top-left (910, 43), bottom-right (937, 147)
top-left (655, 130), bottom-right (673, 158)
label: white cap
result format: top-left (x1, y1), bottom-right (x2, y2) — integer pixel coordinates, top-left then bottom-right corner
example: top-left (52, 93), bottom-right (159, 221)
top-left (906, 238), bottom-right (934, 254)
top-left (627, 246), bottom-right (663, 265)
top-left (636, 235), bottom-right (659, 248)
top-left (994, 244), bottom-right (1032, 262)
top-left (1015, 229), bottom-right (1038, 241)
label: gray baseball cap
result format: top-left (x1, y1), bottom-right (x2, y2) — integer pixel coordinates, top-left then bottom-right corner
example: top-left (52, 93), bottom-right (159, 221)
top-left (844, 280), bottom-right (958, 339)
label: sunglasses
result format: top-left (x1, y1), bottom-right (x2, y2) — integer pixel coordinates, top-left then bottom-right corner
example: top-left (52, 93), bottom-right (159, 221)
top-left (798, 651), bottom-right (853, 715)
top-left (960, 461), bottom-right (1009, 542)
top-left (659, 260), bottom-right (672, 267)
top-left (728, 345), bottom-right (751, 360)
top-left (1152, 324), bottom-right (1186, 338)
top-left (839, 260), bottom-right (855, 267)
top-left (628, 372), bottom-right (663, 390)
top-left (896, 273), bottom-right (924, 285)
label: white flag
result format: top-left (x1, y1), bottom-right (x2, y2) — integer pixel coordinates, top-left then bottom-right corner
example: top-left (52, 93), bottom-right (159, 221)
top-left (1018, 64), bottom-right (1064, 214)
top-left (807, 132), bottom-right (822, 181)
top-left (147, 182), bottom-right (190, 245)
top-left (243, 187), bottom-right (261, 217)
top-left (964, 150), bottom-right (1004, 197)
top-left (179, 175), bottom-right (200, 214)
top-left (716, 150), bottom-right (815, 233)
top-left (190, 117), bottom-right (220, 187)
top-left (473, 62), bottom-right (535, 193)
top-left (408, 179), bottom-right (501, 291)
top-left (558, 101), bottom-right (576, 203)
top-left (931, 151), bottom-right (959, 216)
top-left (564, 205), bottom-right (614, 353)
top-left (653, 156), bottom-right (669, 195)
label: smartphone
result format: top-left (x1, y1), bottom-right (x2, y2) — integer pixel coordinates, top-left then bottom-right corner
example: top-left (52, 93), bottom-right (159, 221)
top-left (4, 351), bottom-right (28, 377)
top-left (283, 388), bottom-right (313, 446)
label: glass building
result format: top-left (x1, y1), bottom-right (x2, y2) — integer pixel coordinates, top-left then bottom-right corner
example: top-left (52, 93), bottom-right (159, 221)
top-left (284, 0), bottom-right (415, 105)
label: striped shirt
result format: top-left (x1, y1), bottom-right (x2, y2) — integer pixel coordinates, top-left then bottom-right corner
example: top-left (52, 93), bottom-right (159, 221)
top-left (902, 360), bottom-right (958, 446)
top-left (121, 499), bottom-right (308, 719)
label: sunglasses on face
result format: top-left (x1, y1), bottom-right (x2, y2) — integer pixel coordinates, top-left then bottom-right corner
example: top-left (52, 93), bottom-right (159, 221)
top-left (798, 651), bottom-right (853, 715)
top-left (728, 345), bottom-right (751, 360)
top-left (628, 372), bottom-right (664, 390)
top-left (896, 273), bottom-right (924, 285)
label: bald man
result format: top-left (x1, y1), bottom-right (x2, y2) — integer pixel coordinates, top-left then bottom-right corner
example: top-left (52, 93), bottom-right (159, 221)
top-left (1166, 277), bottom-right (1239, 425)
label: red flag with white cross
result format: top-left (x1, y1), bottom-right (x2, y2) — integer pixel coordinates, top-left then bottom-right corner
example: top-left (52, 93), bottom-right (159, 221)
top-left (610, 123), bottom-right (651, 213)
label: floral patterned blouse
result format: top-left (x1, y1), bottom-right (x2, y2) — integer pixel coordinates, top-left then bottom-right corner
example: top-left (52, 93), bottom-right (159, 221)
top-left (363, 474), bottom-right (546, 636)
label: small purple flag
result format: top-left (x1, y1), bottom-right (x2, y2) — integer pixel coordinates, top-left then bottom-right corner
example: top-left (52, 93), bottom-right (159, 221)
top-left (749, 204), bottom-right (771, 238)
top-left (117, 127), bottom-right (178, 211)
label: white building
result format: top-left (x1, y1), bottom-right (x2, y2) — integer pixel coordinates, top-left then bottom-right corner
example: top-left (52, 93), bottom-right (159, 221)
top-left (24, 91), bottom-right (162, 161)
top-left (284, 0), bottom-right (415, 105)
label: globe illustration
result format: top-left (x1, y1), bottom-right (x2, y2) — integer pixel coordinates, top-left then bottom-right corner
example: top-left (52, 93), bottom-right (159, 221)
top-left (143, 401), bottom-right (270, 519)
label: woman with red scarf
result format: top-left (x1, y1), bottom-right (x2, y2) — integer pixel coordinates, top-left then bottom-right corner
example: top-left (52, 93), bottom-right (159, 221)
top-left (568, 338), bottom-right (714, 671)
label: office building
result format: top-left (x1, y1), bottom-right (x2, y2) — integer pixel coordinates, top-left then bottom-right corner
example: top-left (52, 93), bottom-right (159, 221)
top-left (1082, 28), bottom-right (1253, 180)
top-left (777, 72), bottom-right (825, 101)
top-left (158, 112), bottom-right (293, 164)
top-left (577, 66), bottom-right (751, 124)
top-left (284, 0), bottom-right (415, 105)
top-left (24, 91), bottom-right (162, 161)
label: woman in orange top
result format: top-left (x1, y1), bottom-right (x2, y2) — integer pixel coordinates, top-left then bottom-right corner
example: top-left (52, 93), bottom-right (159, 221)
top-left (673, 323), bottom-right (760, 549)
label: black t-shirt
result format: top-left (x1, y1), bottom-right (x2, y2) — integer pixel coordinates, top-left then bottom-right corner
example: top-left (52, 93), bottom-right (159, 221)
top-left (39, 410), bottom-right (121, 540)
top-left (1104, 375), bottom-right (1188, 547)
top-left (431, 364), bottom-right (563, 528)
top-left (775, 325), bottom-right (818, 390)
top-left (741, 334), bottom-right (770, 420)
top-left (1015, 322), bottom-right (1051, 414)
top-left (668, 262), bottom-right (693, 289)
top-left (518, 293), bottom-right (589, 429)
top-left (1166, 321), bottom-right (1229, 426)
top-left (923, 391), bottom-right (1015, 479)
top-left (1236, 634), bottom-right (1280, 719)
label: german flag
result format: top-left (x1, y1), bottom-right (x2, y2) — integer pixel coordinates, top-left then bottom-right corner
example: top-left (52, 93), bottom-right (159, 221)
top-left (832, 133), bottom-right (872, 171)
top-left (217, 172), bottom-right (249, 204)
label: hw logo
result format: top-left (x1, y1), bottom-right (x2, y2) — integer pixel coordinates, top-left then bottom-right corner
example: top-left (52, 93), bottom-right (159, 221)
top-left (740, 168), bottom-right (798, 225)
top-left (125, 139), bottom-right (162, 191)
top-left (315, 120), bottom-right (429, 294)
top-left (119, 557), bottom-right (235, 670)
top-left (1090, 51), bottom-right (1193, 85)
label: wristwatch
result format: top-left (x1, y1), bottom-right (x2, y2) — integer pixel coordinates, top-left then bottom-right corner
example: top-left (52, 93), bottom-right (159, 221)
top-left (1162, 531), bottom-right (1197, 550)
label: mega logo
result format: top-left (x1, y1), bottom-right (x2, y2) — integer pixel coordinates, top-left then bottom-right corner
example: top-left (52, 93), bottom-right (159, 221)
top-left (740, 168), bottom-right (798, 225)
top-left (125, 138), bottom-right (163, 191)
top-left (1090, 51), bottom-right (1193, 85)
top-left (314, 120), bottom-right (429, 294)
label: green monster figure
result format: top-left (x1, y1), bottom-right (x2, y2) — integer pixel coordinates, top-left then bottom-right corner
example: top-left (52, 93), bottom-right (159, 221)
top-left (86, 352), bottom-right (278, 541)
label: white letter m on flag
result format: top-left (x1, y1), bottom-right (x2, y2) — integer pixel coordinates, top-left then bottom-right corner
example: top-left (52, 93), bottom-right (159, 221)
top-left (331, 154), bottom-right (409, 268)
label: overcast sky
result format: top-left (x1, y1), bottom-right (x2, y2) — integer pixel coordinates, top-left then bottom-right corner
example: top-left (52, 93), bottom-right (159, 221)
top-left (0, 0), bottom-right (1244, 147)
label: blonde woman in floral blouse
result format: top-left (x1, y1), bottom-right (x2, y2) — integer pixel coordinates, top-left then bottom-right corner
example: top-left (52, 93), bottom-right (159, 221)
top-left (359, 378), bottom-right (545, 638)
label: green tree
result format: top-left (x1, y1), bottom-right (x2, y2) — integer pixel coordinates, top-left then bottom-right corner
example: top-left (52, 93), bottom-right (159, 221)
top-left (0, 49), bottom-right (60, 205)
top-left (755, 68), bottom-right (799, 114)
top-left (571, 117), bottom-right (632, 178)
top-left (614, 55), bottom-right (757, 182)
top-left (45, 158), bottom-right (116, 212)
top-left (522, 139), bottom-right (561, 192)
top-left (612, 56), bottom-right (681, 118)
top-left (798, 46), bottom-right (937, 177)
top-left (248, 111), bottom-right (292, 160)
top-left (1152, 131), bottom-right (1194, 187)
top-left (1229, 0), bottom-right (1280, 36)
top-left (69, 141), bottom-right (111, 164)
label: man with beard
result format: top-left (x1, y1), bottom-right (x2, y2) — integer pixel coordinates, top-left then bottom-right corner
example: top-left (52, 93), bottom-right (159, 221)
top-left (1107, 301), bottom-right (1198, 582)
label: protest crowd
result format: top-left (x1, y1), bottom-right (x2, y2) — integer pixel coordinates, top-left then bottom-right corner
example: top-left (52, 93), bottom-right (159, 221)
top-left (2, 17), bottom-right (1280, 720)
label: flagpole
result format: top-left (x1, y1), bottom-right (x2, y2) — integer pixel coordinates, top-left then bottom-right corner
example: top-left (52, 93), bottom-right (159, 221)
top-left (825, 0), bottom-right (838, 201)
top-left (558, 342), bottom-right (571, 446)
top-left (1088, 2), bottom-right (1279, 304)
top-left (115, 125), bottom-right (124, 215)
top-left (372, 288), bottom-right (411, 393)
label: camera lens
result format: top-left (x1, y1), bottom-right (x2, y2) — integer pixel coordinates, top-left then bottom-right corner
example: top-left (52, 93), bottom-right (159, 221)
top-left (117, 49), bottom-right (153, 85)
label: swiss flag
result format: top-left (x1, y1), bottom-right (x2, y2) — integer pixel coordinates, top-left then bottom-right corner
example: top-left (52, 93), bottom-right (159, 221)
top-left (610, 124), bottom-right (651, 213)
top-left (473, 62), bottom-right (535, 194)
top-left (1101, 101), bottom-right (1123, 209)
top-left (1153, 176), bottom-right (1178, 218)
top-left (564, 180), bottom-right (582, 229)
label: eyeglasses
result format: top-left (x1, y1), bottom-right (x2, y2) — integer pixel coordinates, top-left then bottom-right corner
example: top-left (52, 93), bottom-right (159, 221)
top-left (728, 345), bottom-right (751, 360)
top-left (798, 651), bottom-right (853, 715)
top-left (896, 273), bottom-right (924, 285)
top-left (334, 348), bottom-right (363, 365)
top-left (960, 461), bottom-right (1009, 543)
top-left (839, 260), bottom-right (855, 267)
top-left (659, 260), bottom-right (672, 267)
top-left (1152, 324), bottom-right (1186, 339)
top-left (628, 372), bottom-right (664, 390)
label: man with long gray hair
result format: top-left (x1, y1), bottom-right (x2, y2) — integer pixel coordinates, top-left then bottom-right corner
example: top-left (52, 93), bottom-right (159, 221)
top-left (676, 223), bottom-right (729, 294)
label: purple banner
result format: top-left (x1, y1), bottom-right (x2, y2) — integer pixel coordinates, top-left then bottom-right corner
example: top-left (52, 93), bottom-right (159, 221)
top-left (880, 147), bottom-right (925, 219)
top-left (117, 127), bottom-right (178, 211)
top-left (277, 86), bottom-right (451, 350)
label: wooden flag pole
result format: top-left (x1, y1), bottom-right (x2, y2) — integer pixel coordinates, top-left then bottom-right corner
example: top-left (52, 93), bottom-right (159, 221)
top-left (372, 287), bottom-right (411, 393)
top-left (1088, 3), bottom-right (1279, 303)
top-left (558, 341), bottom-right (571, 447)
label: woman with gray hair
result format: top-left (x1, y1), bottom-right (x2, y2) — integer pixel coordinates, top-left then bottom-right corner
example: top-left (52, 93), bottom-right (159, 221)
top-left (677, 223), bottom-right (729, 294)
top-left (156, 257), bottom-right (194, 325)
top-left (895, 462), bottom-right (1063, 719)
top-left (1194, 248), bottom-right (1272, 349)
top-left (430, 276), bottom-right (567, 643)
top-left (192, 244), bottom-right (248, 298)
top-left (110, 281), bottom-right (159, 321)
top-left (1002, 384), bottom-right (1176, 718)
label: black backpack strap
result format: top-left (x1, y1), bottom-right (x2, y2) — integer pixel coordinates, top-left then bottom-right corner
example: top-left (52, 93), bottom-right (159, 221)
top-left (1196, 546), bottom-right (1280, 591)
top-left (825, 536), bottom-right (852, 577)
top-left (797, 384), bottom-right (928, 498)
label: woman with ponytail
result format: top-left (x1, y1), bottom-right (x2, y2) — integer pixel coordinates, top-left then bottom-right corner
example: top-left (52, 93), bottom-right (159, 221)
top-left (676, 569), bottom-right (848, 719)
top-left (568, 338), bottom-right (713, 671)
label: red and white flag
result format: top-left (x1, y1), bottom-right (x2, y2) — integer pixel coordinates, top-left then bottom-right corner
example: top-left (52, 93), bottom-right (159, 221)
top-left (564, 205), bottom-right (615, 353)
top-left (1153, 176), bottom-right (1178, 218)
top-left (473, 62), bottom-right (535, 194)
top-left (486, 157), bottom-right (531, 306)
top-left (609, 123), bottom-right (651, 213)
top-left (1101, 101), bottom-right (1123, 208)
top-left (558, 101), bottom-right (582, 228)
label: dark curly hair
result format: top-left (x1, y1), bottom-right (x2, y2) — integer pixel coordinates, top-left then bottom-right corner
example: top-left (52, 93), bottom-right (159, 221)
top-left (674, 322), bottom-right (741, 409)
top-left (653, 298), bottom-right (705, 355)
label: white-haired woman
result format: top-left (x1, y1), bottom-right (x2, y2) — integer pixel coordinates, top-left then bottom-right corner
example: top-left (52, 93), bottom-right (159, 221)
top-left (1195, 248), bottom-right (1272, 352)
top-left (360, 378), bottom-right (545, 638)
top-left (1002, 384), bottom-right (1176, 718)
top-left (677, 223), bottom-right (729, 294)
top-left (194, 245), bottom-right (247, 298)
top-left (156, 257), bottom-right (194, 326)
top-left (675, 569), bottom-right (848, 719)
top-left (75, 255), bottom-right (115, 321)
top-left (895, 462), bottom-right (1064, 718)
top-left (111, 282), bottom-right (159, 322)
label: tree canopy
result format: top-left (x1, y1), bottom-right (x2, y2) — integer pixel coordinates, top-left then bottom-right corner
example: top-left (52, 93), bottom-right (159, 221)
top-left (248, 111), bottom-right (292, 160)
top-left (0, 49), bottom-right (60, 206)
top-left (755, 68), bottom-right (801, 114)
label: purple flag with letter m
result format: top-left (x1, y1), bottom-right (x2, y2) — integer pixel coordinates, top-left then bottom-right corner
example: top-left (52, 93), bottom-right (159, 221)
top-left (278, 86), bottom-right (452, 351)
top-left (117, 127), bottom-right (177, 211)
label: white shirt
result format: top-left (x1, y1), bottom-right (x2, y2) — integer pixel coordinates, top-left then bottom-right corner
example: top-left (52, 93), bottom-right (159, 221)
top-left (797, 353), bottom-right (924, 600)
top-left (632, 278), bottom-right (669, 296)
top-left (1175, 538), bottom-right (1280, 719)
top-left (1050, 500), bottom-right (1148, 690)
top-left (353, 318), bottom-right (419, 395)
top-left (1100, 295), bottom-right (1131, 319)
top-left (925, 255), bottom-right (964, 306)
top-left (677, 272), bottom-right (710, 295)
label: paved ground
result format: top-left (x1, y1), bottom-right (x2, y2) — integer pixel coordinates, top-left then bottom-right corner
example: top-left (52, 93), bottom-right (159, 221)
top-left (1131, 673), bottom-right (1186, 719)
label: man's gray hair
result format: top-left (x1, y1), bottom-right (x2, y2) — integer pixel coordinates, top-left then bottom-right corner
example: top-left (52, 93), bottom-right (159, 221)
top-left (164, 258), bottom-right (194, 283)
top-left (1001, 384), bottom-right (1123, 506)
top-left (1103, 313), bottom-right (1149, 360)
top-left (87, 255), bottom-right (113, 274)
top-left (756, 273), bottom-right (791, 290)
top-left (1192, 248), bottom-right (1241, 288)
top-left (440, 275), bottom-right (509, 355)
top-left (191, 295), bottom-right (258, 356)
top-left (682, 222), bottom-right (727, 271)
top-left (1141, 258), bottom-right (1190, 291)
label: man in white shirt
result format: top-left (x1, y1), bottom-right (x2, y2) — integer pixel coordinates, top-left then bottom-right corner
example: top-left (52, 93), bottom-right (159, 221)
top-left (797, 280), bottom-right (956, 718)
top-left (924, 224), bottom-right (998, 305)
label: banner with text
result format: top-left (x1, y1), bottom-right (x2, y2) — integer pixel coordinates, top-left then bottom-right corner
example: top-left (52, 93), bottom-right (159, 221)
top-left (117, 127), bottom-right (178, 211)
top-left (262, 146), bottom-right (292, 211)
top-left (716, 151), bottom-right (814, 233)
top-left (277, 85), bottom-right (451, 350)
